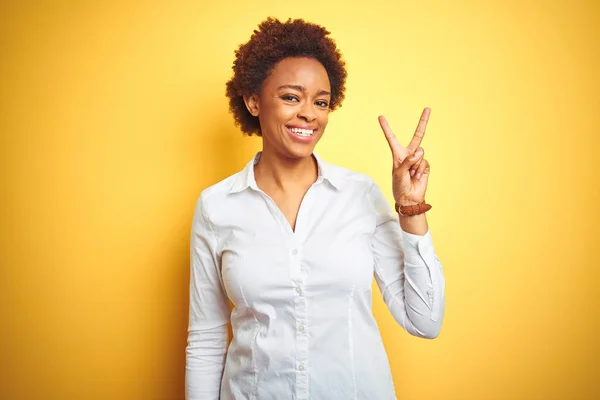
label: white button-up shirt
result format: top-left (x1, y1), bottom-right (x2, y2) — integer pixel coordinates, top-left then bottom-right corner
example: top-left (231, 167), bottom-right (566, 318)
top-left (186, 152), bottom-right (445, 400)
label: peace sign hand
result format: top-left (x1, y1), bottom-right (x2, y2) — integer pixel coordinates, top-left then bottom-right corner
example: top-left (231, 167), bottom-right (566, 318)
top-left (378, 107), bottom-right (431, 207)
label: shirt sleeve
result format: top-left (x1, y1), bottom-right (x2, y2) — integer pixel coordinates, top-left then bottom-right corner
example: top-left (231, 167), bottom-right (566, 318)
top-left (368, 182), bottom-right (446, 339)
top-left (186, 193), bottom-right (231, 399)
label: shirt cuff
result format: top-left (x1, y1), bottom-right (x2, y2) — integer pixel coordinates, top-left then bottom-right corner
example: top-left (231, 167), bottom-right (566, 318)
top-left (401, 227), bottom-right (431, 246)
top-left (401, 228), bottom-right (434, 265)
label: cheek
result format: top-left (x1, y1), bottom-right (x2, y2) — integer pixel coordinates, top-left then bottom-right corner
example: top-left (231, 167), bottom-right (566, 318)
top-left (319, 111), bottom-right (330, 127)
top-left (265, 104), bottom-right (296, 125)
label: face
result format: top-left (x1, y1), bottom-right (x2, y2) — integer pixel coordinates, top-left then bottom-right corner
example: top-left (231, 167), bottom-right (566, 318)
top-left (244, 57), bottom-right (331, 160)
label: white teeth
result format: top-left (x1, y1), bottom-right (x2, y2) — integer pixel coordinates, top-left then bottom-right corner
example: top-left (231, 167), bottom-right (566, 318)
top-left (289, 127), bottom-right (314, 136)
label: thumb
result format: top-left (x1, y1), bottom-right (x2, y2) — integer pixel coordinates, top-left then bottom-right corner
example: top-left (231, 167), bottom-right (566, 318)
top-left (398, 149), bottom-right (423, 175)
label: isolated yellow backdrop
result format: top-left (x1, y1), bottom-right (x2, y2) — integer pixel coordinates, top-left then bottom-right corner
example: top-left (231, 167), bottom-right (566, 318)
top-left (1, 1), bottom-right (599, 399)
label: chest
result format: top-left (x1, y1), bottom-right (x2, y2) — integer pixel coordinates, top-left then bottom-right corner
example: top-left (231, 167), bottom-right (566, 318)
top-left (218, 190), bottom-right (377, 307)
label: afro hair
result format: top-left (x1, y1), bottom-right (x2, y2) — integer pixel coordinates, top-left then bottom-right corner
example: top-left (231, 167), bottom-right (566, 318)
top-left (225, 17), bottom-right (347, 136)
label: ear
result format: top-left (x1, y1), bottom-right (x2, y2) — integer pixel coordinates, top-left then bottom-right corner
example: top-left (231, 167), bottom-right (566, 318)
top-left (243, 94), bottom-right (260, 117)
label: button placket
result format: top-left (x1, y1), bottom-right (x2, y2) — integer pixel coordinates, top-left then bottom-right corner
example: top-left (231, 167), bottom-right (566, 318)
top-left (289, 241), bottom-right (303, 282)
top-left (288, 197), bottom-right (312, 400)
top-left (293, 255), bottom-right (308, 399)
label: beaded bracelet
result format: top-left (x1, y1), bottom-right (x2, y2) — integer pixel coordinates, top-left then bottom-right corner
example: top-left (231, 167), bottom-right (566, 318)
top-left (395, 202), bottom-right (432, 216)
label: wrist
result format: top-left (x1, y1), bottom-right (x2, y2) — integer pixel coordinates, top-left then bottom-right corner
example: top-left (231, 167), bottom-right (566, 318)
top-left (394, 200), bottom-right (431, 216)
top-left (395, 199), bottom-right (420, 206)
top-left (399, 213), bottom-right (428, 235)
top-left (395, 196), bottom-right (424, 206)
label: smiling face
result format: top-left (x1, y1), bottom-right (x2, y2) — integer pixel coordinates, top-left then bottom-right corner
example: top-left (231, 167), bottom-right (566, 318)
top-left (244, 57), bottom-right (331, 160)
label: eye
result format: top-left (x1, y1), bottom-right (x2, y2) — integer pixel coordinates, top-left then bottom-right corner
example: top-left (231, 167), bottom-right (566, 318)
top-left (281, 94), bottom-right (299, 102)
top-left (315, 100), bottom-right (329, 108)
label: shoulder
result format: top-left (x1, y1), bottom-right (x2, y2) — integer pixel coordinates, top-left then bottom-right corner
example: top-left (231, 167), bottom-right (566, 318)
top-left (194, 170), bottom-right (243, 213)
top-left (320, 158), bottom-right (390, 211)
top-left (320, 158), bottom-right (376, 192)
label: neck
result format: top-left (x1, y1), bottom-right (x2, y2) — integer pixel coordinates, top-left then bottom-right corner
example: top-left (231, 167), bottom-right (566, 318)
top-left (254, 149), bottom-right (318, 191)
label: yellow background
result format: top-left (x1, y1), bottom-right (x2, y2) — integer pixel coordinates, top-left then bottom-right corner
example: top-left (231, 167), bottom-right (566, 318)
top-left (1, 1), bottom-right (599, 399)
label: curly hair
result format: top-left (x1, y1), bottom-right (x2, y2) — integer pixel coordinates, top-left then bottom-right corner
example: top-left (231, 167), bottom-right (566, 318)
top-left (225, 17), bottom-right (348, 136)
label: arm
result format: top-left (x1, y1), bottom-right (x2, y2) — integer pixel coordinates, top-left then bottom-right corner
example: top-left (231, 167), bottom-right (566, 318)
top-left (186, 193), bottom-right (231, 399)
top-left (369, 182), bottom-right (445, 339)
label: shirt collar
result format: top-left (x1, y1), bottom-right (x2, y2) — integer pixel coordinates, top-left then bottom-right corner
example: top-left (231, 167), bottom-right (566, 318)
top-left (229, 151), bottom-right (343, 194)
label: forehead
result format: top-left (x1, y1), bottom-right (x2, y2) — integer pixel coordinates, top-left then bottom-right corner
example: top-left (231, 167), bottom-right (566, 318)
top-left (263, 57), bottom-right (331, 91)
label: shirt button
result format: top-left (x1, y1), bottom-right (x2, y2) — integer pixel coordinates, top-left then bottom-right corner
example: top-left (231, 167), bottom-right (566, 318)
top-left (299, 325), bottom-right (305, 332)
top-left (291, 248), bottom-right (298, 256)
top-left (295, 286), bottom-right (302, 295)
top-left (298, 364), bottom-right (305, 371)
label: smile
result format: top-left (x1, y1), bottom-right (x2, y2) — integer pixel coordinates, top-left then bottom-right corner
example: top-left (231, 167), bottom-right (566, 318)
top-left (287, 126), bottom-right (316, 137)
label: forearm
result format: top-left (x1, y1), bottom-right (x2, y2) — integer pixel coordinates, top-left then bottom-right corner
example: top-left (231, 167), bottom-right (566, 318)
top-left (399, 213), bottom-right (428, 236)
top-left (400, 229), bottom-right (445, 337)
top-left (185, 324), bottom-right (229, 400)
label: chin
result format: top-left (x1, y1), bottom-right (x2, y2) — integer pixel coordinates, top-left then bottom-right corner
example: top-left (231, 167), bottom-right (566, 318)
top-left (285, 142), bottom-right (318, 160)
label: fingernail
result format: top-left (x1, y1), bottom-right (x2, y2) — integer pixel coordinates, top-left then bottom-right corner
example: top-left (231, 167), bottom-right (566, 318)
top-left (410, 170), bottom-right (415, 176)
top-left (416, 173), bottom-right (421, 179)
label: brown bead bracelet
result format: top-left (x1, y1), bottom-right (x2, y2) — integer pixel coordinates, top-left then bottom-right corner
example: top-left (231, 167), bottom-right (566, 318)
top-left (395, 202), bottom-right (432, 216)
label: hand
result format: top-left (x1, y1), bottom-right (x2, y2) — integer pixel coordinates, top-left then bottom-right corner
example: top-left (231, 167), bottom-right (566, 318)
top-left (378, 107), bottom-right (431, 206)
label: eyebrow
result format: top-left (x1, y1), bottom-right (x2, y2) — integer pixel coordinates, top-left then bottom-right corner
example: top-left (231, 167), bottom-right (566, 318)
top-left (277, 84), bottom-right (331, 96)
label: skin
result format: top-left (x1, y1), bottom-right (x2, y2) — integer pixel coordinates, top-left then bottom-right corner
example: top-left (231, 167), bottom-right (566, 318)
top-left (244, 56), bottom-right (431, 235)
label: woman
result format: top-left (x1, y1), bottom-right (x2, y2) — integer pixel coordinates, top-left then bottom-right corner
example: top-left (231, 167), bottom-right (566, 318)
top-left (186, 17), bottom-right (445, 400)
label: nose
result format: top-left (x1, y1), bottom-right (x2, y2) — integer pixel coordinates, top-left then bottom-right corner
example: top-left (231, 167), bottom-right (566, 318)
top-left (297, 102), bottom-right (316, 122)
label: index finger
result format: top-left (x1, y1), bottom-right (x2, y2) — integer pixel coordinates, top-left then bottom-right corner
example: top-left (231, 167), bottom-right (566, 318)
top-left (378, 115), bottom-right (405, 159)
top-left (407, 107), bottom-right (431, 152)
